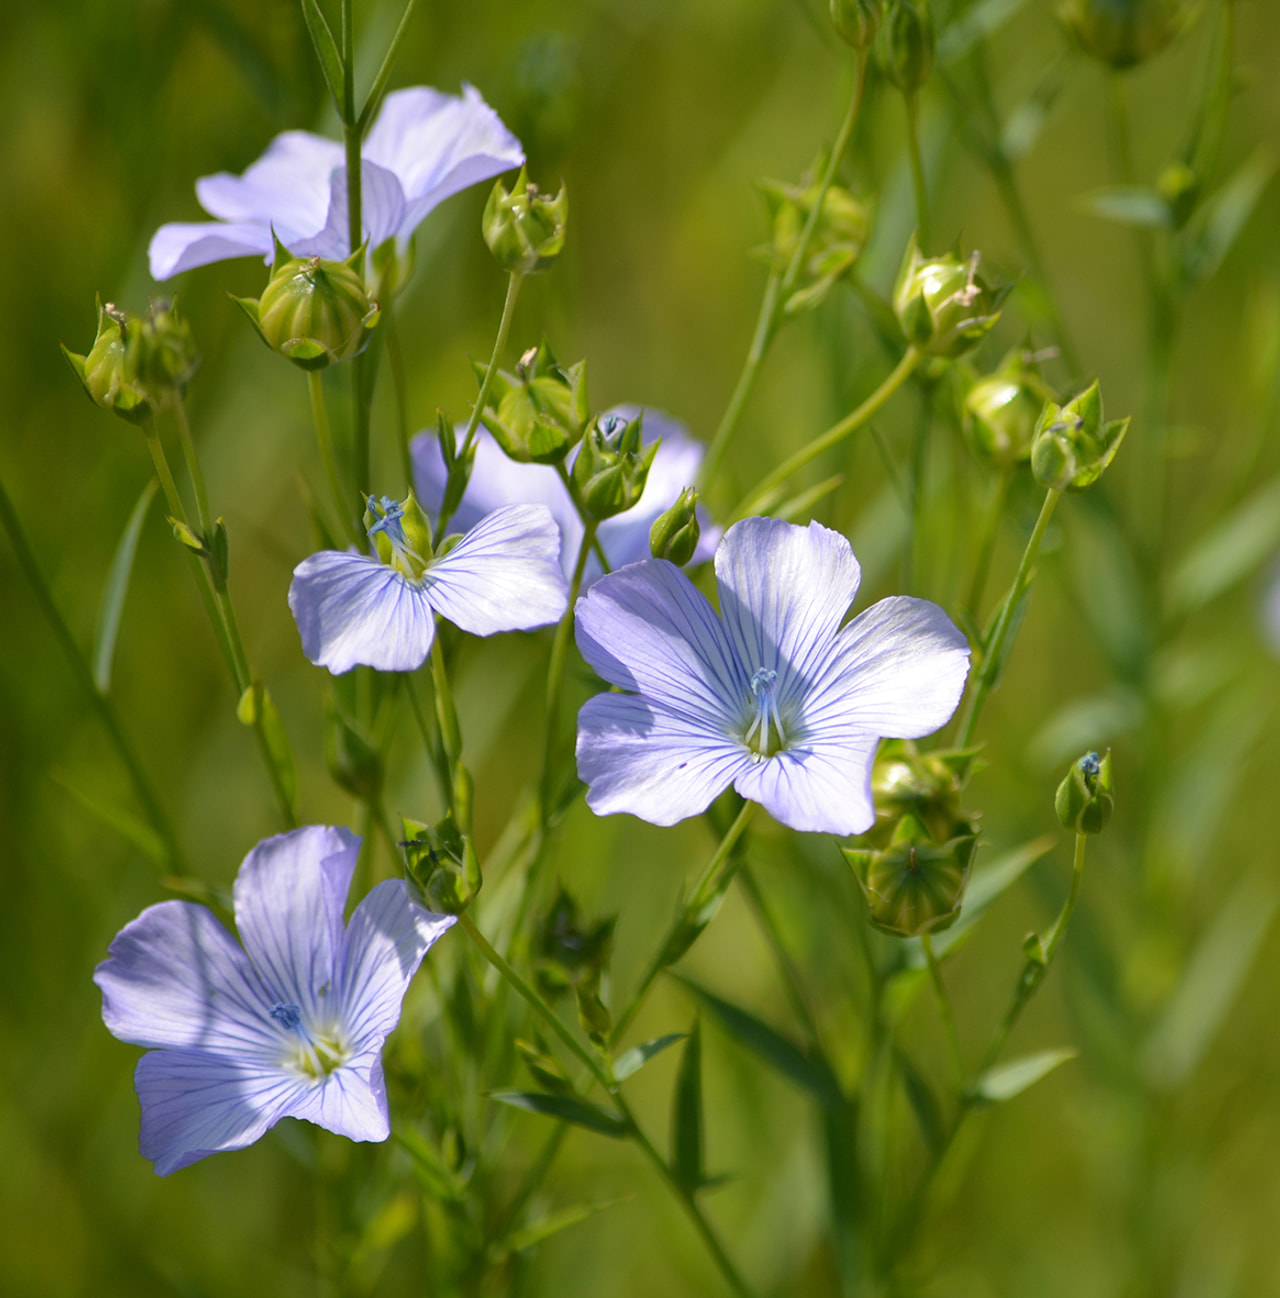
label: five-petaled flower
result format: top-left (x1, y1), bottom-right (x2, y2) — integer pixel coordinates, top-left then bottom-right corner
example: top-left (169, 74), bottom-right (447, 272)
top-left (149, 85), bottom-right (523, 280)
top-left (94, 826), bottom-right (453, 1175)
top-left (574, 516), bottom-right (971, 836)
top-left (289, 495), bottom-right (569, 674)
top-left (411, 407), bottom-right (719, 589)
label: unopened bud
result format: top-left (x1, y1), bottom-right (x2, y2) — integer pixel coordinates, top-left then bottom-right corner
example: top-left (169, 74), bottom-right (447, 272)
top-left (401, 813), bottom-right (481, 915)
top-left (1030, 380), bottom-right (1129, 493)
top-left (62, 298), bottom-right (153, 425)
top-left (650, 488), bottom-right (702, 566)
top-left (880, 0), bottom-right (935, 95)
top-left (572, 411), bottom-right (659, 520)
top-left (479, 339), bottom-right (587, 465)
top-left (962, 349), bottom-right (1055, 471)
top-left (831, 0), bottom-right (881, 50)
top-left (893, 234), bottom-right (1007, 358)
top-left (483, 168), bottom-right (568, 274)
top-left (1058, 0), bottom-right (1185, 69)
top-left (126, 298), bottom-right (199, 399)
top-left (1055, 749), bottom-right (1114, 835)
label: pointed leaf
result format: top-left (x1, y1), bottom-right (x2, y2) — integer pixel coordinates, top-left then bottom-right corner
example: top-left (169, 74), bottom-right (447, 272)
top-left (973, 1048), bottom-right (1076, 1103)
top-left (505, 1197), bottom-right (625, 1255)
top-left (895, 1047), bottom-right (944, 1155)
top-left (1077, 186), bottom-right (1170, 228)
top-left (51, 770), bottom-right (166, 866)
top-left (299, 0), bottom-right (346, 116)
top-left (1182, 150), bottom-right (1276, 286)
top-left (93, 480), bottom-right (156, 693)
top-left (614, 1032), bottom-right (687, 1083)
top-left (671, 1021), bottom-right (703, 1192)
top-left (489, 1091), bottom-right (628, 1138)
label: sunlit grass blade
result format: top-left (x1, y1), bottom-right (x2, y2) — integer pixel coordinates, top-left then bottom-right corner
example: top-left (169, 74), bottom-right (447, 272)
top-left (93, 479), bottom-right (156, 694)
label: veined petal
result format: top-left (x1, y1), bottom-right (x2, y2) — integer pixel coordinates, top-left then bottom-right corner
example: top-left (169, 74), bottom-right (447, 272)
top-left (715, 518), bottom-right (861, 701)
top-left (233, 827), bottom-right (360, 1018)
top-left (95, 901), bottom-right (278, 1058)
top-left (364, 85), bottom-right (524, 241)
top-left (292, 160), bottom-right (408, 261)
top-left (149, 221), bottom-right (275, 280)
top-left (289, 1054), bottom-right (390, 1143)
top-left (338, 880), bottom-right (454, 1053)
top-left (575, 559), bottom-right (746, 729)
top-left (824, 595), bottom-right (971, 738)
top-left (423, 504), bottom-right (568, 635)
top-left (576, 692), bottom-right (747, 825)
top-left (733, 736), bottom-right (879, 836)
top-left (135, 1049), bottom-right (313, 1176)
top-left (289, 550), bottom-right (438, 674)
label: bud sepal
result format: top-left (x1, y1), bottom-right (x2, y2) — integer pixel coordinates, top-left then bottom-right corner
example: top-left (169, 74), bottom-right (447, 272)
top-left (1030, 380), bottom-right (1129, 493)
top-left (1055, 749), bottom-right (1114, 835)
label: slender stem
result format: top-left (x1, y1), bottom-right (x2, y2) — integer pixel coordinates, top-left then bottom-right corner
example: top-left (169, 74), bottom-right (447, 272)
top-left (905, 385), bottom-right (933, 594)
top-left (738, 864), bottom-right (822, 1048)
top-left (921, 932), bottom-right (965, 1093)
top-left (904, 91), bottom-right (929, 251)
top-left (341, 0), bottom-right (361, 251)
top-left (385, 308), bottom-right (413, 489)
top-left (965, 466), bottom-right (1011, 620)
top-left (734, 347), bottom-right (921, 520)
top-left (698, 52), bottom-right (869, 492)
top-left (956, 487), bottom-right (1060, 749)
top-left (405, 672), bottom-right (451, 807)
top-left (458, 911), bottom-right (613, 1092)
top-left (0, 472), bottom-right (185, 871)
top-left (309, 371), bottom-right (361, 548)
top-left (171, 395), bottom-right (212, 535)
top-left (612, 801), bottom-right (757, 1044)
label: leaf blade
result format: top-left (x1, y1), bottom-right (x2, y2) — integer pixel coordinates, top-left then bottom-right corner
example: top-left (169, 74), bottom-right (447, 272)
top-left (671, 1020), bottom-right (703, 1192)
top-left (614, 1032), bottom-right (687, 1083)
top-left (299, 0), bottom-right (346, 117)
top-left (93, 480), bottom-right (156, 693)
top-left (973, 1048), bottom-right (1076, 1103)
top-left (488, 1090), bottom-right (628, 1138)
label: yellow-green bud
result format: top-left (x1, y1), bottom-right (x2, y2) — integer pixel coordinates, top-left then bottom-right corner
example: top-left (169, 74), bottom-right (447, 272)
top-left (880, 0), bottom-right (935, 95)
top-left (893, 234), bottom-right (1007, 358)
top-left (650, 488), bottom-right (702, 566)
top-left (125, 298), bottom-right (199, 402)
top-left (1055, 749), bottom-right (1114, 834)
top-left (401, 813), bottom-right (481, 916)
top-left (62, 298), bottom-right (153, 426)
top-left (572, 411), bottom-right (659, 521)
top-left (866, 740), bottom-right (974, 848)
top-left (962, 349), bottom-right (1055, 471)
top-left (1030, 380), bottom-right (1129, 493)
top-left (831, 0), bottom-right (881, 50)
top-left (483, 167), bottom-right (568, 274)
top-left (479, 340), bottom-right (588, 465)
top-left (236, 243), bottom-right (379, 371)
top-left (1057, 0), bottom-right (1186, 69)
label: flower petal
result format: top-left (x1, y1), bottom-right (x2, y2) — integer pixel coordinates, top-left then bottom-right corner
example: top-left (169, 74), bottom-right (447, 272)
top-left (338, 880), bottom-right (455, 1053)
top-left (363, 85), bottom-right (524, 242)
top-left (289, 550), bottom-right (438, 674)
top-left (714, 518), bottom-right (861, 698)
top-left (733, 736), bottom-right (880, 836)
top-left (575, 558), bottom-right (746, 729)
top-left (233, 827), bottom-right (361, 1017)
top-left (825, 595), bottom-right (971, 738)
top-left (576, 692), bottom-right (747, 824)
top-left (148, 221), bottom-right (275, 280)
top-left (292, 160), bottom-right (408, 261)
top-left (423, 504), bottom-right (568, 635)
top-left (288, 1055), bottom-right (391, 1144)
top-left (95, 900), bottom-right (278, 1058)
top-left (135, 1049), bottom-right (312, 1176)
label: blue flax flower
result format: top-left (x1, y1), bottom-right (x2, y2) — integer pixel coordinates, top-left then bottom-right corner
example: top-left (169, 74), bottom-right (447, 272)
top-left (575, 517), bottom-right (971, 835)
top-left (289, 496), bottom-right (569, 674)
top-left (94, 826), bottom-right (453, 1175)
top-left (150, 85), bottom-right (523, 279)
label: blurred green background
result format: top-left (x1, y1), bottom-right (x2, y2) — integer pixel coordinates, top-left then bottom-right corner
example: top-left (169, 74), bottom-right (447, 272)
top-left (3, 0), bottom-right (1280, 1293)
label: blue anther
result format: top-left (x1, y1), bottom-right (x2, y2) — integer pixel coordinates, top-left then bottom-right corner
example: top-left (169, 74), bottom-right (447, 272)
top-left (270, 1003), bottom-right (302, 1031)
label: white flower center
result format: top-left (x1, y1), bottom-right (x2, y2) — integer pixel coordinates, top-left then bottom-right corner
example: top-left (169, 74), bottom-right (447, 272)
top-left (743, 667), bottom-right (788, 761)
top-left (271, 1001), bottom-right (350, 1080)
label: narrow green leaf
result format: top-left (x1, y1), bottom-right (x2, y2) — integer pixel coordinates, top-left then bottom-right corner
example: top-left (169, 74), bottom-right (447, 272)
top-left (1000, 61), bottom-right (1064, 163)
top-left (614, 1032), bottom-right (687, 1083)
top-left (357, 0), bottom-right (421, 132)
top-left (1077, 186), bottom-right (1170, 228)
top-left (51, 770), bottom-right (166, 865)
top-left (676, 976), bottom-right (843, 1109)
top-left (93, 480), bottom-right (156, 694)
top-left (392, 1129), bottom-right (463, 1202)
top-left (505, 1197), bottom-right (624, 1255)
top-left (299, 0), bottom-right (346, 115)
top-left (973, 1048), bottom-right (1076, 1103)
top-left (895, 1047), bottom-right (944, 1155)
top-left (489, 1090), bottom-right (628, 1138)
top-left (774, 474), bottom-right (845, 523)
top-left (939, 0), bottom-right (1029, 62)
top-left (1183, 149), bottom-right (1276, 287)
top-left (671, 1021), bottom-right (703, 1192)
top-left (1143, 870), bottom-right (1279, 1090)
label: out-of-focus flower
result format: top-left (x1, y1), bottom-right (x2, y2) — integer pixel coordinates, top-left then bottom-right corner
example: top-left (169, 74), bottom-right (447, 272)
top-left (149, 86), bottom-right (523, 279)
top-left (289, 494), bottom-right (567, 675)
top-left (574, 517), bottom-right (971, 835)
top-left (94, 826), bottom-right (453, 1175)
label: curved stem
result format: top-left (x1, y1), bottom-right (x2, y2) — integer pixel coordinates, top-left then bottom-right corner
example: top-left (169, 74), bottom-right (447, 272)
top-left (904, 91), bottom-right (929, 251)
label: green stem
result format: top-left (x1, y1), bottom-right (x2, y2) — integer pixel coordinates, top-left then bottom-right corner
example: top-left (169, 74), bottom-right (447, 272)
top-left (956, 486), bottom-right (1060, 749)
top-left (0, 472), bottom-right (185, 872)
top-left (734, 346), bottom-right (921, 520)
top-left (309, 371), bottom-right (361, 548)
top-left (612, 801), bottom-right (757, 1044)
top-left (905, 385), bottom-right (933, 594)
top-left (904, 91), bottom-right (929, 251)
top-left (385, 307), bottom-right (413, 490)
top-left (921, 932), bottom-right (965, 1094)
top-left (341, 0), bottom-right (361, 250)
top-left (698, 52), bottom-right (869, 492)
top-left (171, 394), bottom-right (212, 536)
top-left (965, 466), bottom-right (1011, 621)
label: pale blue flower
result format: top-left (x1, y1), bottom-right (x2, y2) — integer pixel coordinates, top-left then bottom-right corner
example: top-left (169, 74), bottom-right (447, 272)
top-left (411, 407), bottom-right (719, 588)
top-left (149, 85), bottom-right (523, 279)
top-left (289, 500), bottom-right (569, 674)
top-left (94, 826), bottom-right (453, 1175)
top-left (575, 517), bottom-right (971, 835)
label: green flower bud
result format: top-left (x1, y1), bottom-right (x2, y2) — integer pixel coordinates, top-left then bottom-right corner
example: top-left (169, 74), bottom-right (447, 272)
top-left (844, 812), bottom-right (977, 938)
top-left (572, 411), bottom-right (659, 521)
top-left (1055, 749), bottom-right (1114, 835)
top-left (483, 167), bottom-right (568, 274)
top-left (650, 488), bottom-right (702, 566)
top-left (831, 0), bottom-right (881, 51)
top-left (865, 739), bottom-right (975, 848)
top-left (125, 297), bottom-right (199, 400)
top-left (1057, 0), bottom-right (1186, 69)
top-left (893, 234), bottom-right (1007, 358)
top-left (1030, 380), bottom-right (1129, 493)
top-left (880, 0), bottom-right (935, 95)
top-left (962, 349), bottom-right (1055, 471)
top-left (401, 812), bottom-right (481, 915)
top-left (479, 340), bottom-right (588, 465)
top-left (235, 242), bottom-right (379, 371)
top-left (62, 298), bottom-right (153, 425)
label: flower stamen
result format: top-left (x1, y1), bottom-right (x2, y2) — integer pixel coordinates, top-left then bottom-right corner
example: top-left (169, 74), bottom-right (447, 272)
top-left (744, 667), bottom-right (787, 761)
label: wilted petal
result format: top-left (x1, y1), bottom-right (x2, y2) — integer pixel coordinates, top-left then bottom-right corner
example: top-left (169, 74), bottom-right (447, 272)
top-left (233, 827), bottom-right (360, 1017)
top-left (423, 504), bottom-right (568, 635)
top-left (339, 880), bottom-right (454, 1053)
top-left (576, 692), bottom-right (747, 824)
top-left (289, 550), bottom-right (437, 674)
top-left (575, 559), bottom-right (745, 728)
top-left (135, 1049), bottom-right (311, 1176)
top-left (95, 901), bottom-right (278, 1058)
top-left (289, 1055), bottom-right (390, 1143)
top-left (733, 735), bottom-right (879, 836)
top-left (149, 221), bottom-right (275, 280)
top-left (293, 159), bottom-right (408, 261)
